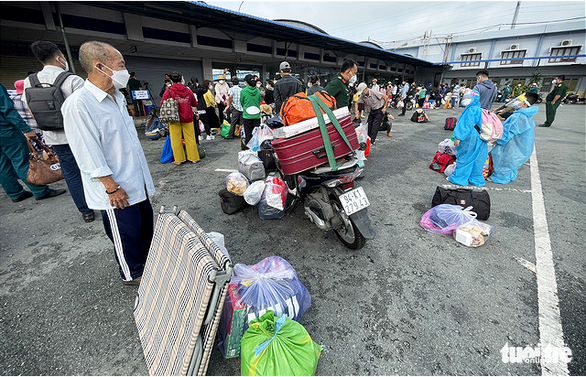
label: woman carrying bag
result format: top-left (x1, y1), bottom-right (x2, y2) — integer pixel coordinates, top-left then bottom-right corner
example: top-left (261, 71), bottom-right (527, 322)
top-left (160, 72), bottom-right (199, 165)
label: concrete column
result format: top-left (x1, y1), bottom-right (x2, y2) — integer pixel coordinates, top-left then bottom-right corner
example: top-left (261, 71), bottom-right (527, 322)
top-left (202, 58), bottom-right (213, 80)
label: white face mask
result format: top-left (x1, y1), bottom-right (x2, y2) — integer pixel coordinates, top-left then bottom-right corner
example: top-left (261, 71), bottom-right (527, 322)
top-left (349, 74), bottom-right (357, 85)
top-left (57, 56), bottom-right (69, 71)
top-left (552, 79), bottom-right (557, 85)
top-left (219, 80), bottom-right (225, 84)
top-left (97, 64), bottom-right (130, 89)
top-left (256, 82), bottom-right (262, 88)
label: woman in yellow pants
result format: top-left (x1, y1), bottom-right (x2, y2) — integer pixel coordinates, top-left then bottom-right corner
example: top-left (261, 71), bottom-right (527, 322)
top-left (161, 72), bottom-right (200, 164)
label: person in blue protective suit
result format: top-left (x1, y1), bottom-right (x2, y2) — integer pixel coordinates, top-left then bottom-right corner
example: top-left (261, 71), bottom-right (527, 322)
top-left (448, 90), bottom-right (487, 187)
top-left (490, 92), bottom-right (539, 184)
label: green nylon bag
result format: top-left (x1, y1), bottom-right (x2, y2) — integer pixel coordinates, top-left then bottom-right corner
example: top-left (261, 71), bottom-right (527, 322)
top-left (241, 311), bottom-right (323, 376)
top-left (221, 121), bottom-right (231, 138)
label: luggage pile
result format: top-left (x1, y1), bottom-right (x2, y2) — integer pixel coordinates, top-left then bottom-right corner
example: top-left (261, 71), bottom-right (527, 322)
top-left (217, 256), bottom-right (322, 376)
top-left (420, 187), bottom-right (493, 247)
top-left (429, 138), bottom-right (457, 176)
top-left (272, 94), bottom-right (359, 175)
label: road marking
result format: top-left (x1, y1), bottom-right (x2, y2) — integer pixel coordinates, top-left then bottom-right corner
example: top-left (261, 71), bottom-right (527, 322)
top-left (215, 168), bottom-right (238, 173)
top-left (440, 184), bottom-right (531, 193)
top-left (530, 149), bottom-right (569, 376)
top-left (516, 257), bottom-right (537, 274)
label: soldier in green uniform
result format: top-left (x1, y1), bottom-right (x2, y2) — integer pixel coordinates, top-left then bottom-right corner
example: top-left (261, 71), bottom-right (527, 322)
top-left (538, 75), bottom-right (568, 128)
top-left (324, 59), bottom-right (357, 110)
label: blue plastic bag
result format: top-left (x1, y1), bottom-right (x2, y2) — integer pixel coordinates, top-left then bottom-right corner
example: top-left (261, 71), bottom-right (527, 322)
top-left (232, 256), bottom-right (311, 324)
top-left (160, 135), bottom-right (174, 163)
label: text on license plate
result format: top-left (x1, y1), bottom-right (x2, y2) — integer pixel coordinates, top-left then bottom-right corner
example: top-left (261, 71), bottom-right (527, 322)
top-left (339, 187), bottom-right (370, 216)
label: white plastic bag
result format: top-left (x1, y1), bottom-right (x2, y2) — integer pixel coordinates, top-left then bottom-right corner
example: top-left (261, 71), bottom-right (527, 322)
top-left (225, 172), bottom-right (249, 196)
top-left (453, 220), bottom-right (493, 247)
top-left (243, 180), bottom-right (266, 205)
top-left (444, 162), bottom-right (457, 177)
top-left (246, 124), bottom-right (274, 152)
top-left (438, 139), bottom-right (457, 156)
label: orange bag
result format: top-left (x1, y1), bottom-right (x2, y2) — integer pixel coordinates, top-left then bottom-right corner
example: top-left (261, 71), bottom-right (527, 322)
top-left (280, 91), bottom-right (337, 126)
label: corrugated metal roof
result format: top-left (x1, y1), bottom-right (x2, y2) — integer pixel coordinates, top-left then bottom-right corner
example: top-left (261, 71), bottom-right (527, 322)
top-left (83, 1), bottom-right (434, 67)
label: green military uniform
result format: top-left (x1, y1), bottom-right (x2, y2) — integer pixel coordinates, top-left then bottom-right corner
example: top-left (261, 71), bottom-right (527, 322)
top-left (128, 76), bottom-right (143, 116)
top-left (527, 86), bottom-right (539, 94)
top-left (500, 85), bottom-right (512, 102)
top-left (0, 84), bottom-right (51, 200)
top-left (543, 81), bottom-right (568, 127)
top-left (324, 74), bottom-right (349, 109)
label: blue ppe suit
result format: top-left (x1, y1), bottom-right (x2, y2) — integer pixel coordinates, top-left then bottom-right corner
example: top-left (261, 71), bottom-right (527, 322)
top-left (448, 91), bottom-right (488, 187)
top-left (490, 106), bottom-right (539, 184)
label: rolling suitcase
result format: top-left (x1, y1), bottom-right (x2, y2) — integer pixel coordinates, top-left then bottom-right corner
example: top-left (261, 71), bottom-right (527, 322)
top-left (272, 115), bottom-right (359, 175)
top-left (134, 207), bottom-right (232, 376)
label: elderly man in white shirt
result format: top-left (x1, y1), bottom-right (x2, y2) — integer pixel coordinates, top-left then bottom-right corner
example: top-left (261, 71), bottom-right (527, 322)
top-left (61, 41), bottom-right (155, 286)
top-left (23, 41), bottom-right (95, 222)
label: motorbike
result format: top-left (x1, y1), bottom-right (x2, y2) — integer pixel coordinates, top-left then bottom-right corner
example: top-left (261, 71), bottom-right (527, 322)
top-left (389, 94), bottom-right (414, 110)
top-left (277, 156), bottom-right (375, 250)
top-left (563, 93), bottom-right (579, 104)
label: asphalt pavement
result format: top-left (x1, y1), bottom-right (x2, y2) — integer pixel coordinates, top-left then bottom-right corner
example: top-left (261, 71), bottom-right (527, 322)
top-left (0, 102), bottom-right (584, 375)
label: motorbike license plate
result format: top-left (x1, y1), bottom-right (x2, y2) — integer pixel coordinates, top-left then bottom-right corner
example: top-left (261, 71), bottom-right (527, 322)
top-left (339, 187), bottom-right (370, 216)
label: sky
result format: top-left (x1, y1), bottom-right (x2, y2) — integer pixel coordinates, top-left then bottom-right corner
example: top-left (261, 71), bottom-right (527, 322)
top-left (204, 0), bottom-right (586, 47)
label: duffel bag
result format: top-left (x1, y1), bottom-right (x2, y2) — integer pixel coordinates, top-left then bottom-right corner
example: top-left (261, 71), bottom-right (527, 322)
top-left (280, 90), bottom-right (336, 127)
top-left (429, 152), bottom-right (456, 173)
top-left (219, 188), bottom-right (249, 215)
top-left (431, 186), bottom-right (491, 220)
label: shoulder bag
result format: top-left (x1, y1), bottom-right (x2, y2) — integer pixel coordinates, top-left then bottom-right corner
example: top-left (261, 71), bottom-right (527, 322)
top-left (160, 88), bottom-right (180, 123)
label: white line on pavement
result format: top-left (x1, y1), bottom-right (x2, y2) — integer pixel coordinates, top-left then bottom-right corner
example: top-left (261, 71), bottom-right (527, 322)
top-left (440, 184), bottom-right (532, 193)
top-left (215, 169), bottom-right (238, 173)
top-left (530, 149), bottom-right (569, 376)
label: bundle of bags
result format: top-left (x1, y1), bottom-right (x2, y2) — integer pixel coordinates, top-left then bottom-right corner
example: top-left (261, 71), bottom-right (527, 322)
top-left (420, 187), bottom-right (493, 247)
top-left (217, 256), bottom-right (322, 376)
top-left (420, 204), bottom-right (493, 247)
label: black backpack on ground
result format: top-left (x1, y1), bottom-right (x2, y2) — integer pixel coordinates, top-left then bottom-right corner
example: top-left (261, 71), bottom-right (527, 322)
top-left (24, 71), bottom-right (72, 131)
top-left (219, 188), bottom-right (249, 215)
top-left (431, 186), bottom-right (491, 220)
top-left (411, 110), bottom-right (428, 123)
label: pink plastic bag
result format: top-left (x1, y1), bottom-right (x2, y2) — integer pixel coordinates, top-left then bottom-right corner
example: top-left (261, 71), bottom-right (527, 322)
top-left (420, 204), bottom-right (477, 235)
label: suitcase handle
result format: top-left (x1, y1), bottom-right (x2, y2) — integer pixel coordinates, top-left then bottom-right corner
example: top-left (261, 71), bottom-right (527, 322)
top-left (312, 144), bottom-right (335, 159)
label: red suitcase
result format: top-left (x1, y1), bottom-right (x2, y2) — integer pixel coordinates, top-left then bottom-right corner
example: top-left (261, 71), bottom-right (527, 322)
top-left (272, 115), bottom-right (359, 175)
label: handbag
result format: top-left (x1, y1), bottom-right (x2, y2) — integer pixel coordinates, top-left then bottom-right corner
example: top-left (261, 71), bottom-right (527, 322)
top-left (431, 186), bottom-right (491, 220)
top-left (26, 139), bottom-right (63, 185)
top-left (159, 89), bottom-right (180, 123)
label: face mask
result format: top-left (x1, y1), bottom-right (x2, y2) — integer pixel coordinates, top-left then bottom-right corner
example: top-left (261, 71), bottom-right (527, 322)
top-left (219, 80), bottom-right (224, 84)
top-left (349, 75), bottom-right (357, 85)
top-left (256, 82), bottom-right (262, 88)
top-left (59, 57), bottom-right (69, 72)
top-left (97, 64), bottom-right (130, 89)
top-left (181, 78), bottom-right (185, 85)
top-left (552, 79), bottom-right (557, 85)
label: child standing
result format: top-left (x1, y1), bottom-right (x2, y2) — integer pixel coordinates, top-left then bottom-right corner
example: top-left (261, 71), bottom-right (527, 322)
top-left (448, 91), bottom-right (487, 187)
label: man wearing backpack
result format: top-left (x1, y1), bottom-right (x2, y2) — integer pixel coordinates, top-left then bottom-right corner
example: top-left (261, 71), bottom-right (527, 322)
top-left (23, 41), bottom-right (95, 223)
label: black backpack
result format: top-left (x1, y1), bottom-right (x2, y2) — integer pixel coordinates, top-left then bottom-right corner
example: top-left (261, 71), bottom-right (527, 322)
top-left (25, 71), bottom-right (72, 131)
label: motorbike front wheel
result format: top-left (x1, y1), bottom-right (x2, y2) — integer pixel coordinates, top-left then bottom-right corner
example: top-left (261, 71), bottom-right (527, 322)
top-left (405, 101), bottom-right (414, 110)
top-left (331, 199), bottom-right (366, 250)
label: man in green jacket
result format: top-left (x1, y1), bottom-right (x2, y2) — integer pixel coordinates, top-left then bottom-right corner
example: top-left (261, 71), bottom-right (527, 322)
top-left (240, 74), bottom-right (261, 146)
top-left (0, 84), bottom-right (65, 202)
top-left (538, 75), bottom-right (568, 128)
top-left (324, 59), bottom-right (358, 110)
